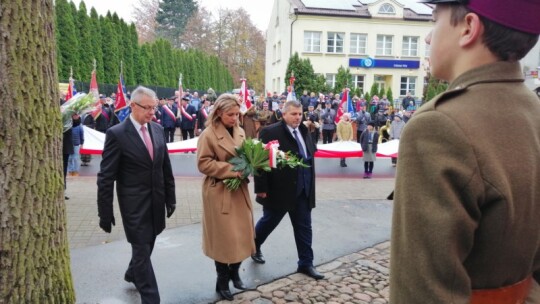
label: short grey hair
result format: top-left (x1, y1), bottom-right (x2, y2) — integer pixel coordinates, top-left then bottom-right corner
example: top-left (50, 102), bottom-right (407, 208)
top-left (131, 86), bottom-right (157, 104)
top-left (282, 100), bottom-right (302, 113)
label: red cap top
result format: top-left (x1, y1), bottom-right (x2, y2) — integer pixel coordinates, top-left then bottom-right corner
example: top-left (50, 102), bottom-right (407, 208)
top-left (419, 0), bottom-right (540, 34)
top-left (468, 0), bottom-right (540, 34)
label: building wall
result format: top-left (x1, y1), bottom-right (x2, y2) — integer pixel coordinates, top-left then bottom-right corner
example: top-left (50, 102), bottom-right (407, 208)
top-left (266, 0), bottom-right (434, 100)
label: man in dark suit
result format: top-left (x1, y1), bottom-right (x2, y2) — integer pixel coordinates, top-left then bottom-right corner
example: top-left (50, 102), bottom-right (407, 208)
top-left (197, 98), bottom-right (211, 134)
top-left (97, 86), bottom-right (176, 304)
top-left (160, 98), bottom-right (177, 143)
top-left (252, 100), bottom-right (324, 280)
top-left (178, 96), bottom-right (197, 140)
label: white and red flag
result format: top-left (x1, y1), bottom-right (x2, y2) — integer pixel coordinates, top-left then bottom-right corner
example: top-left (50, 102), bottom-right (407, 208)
top-left (176, 73), bottom-right (184, 117)
top-left (335, 88), bottom-right (350, 123)
top-left (89, 68), bottom-right (102, 120)
top-left (239, 78), bottom-right (252, 114)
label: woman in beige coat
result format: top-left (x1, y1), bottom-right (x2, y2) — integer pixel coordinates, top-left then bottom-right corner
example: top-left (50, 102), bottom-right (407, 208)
top-left (197, 94), bottom-right (255, 301)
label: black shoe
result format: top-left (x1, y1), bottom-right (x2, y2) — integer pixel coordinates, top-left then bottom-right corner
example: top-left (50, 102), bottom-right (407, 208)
top-left (64, 196), bottom-right (70, 200)
top-left (215, 262), bottom-right (234, 301)
top-left (124, 272), bottom-right (134, 284)
top-left (297, 266), bottom-right (324, 280)
top-left (229, 263), bottom-right (248, 290)
top-left (251, 249), bottom-right (265, 264)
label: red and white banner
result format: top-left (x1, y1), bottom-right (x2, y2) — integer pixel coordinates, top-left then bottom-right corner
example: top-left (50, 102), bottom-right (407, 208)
top-left (89, 69), bottom-right (102, 120)
top-left (239, 78), bottom-right (252, 114)
top-left (80, 126), bottom-right (400, 158)
top-left (315, 140), bottom-right (399, 158)
top-left (79, 126), bottom-right (198, 154)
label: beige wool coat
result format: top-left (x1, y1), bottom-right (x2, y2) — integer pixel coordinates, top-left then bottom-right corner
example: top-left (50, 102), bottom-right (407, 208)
top-left (336, 120), bottom-right (353, 141)
top-left (390, 61), bottom-right (540, 303)
top-left (197, 122), bottom-right (255, 263)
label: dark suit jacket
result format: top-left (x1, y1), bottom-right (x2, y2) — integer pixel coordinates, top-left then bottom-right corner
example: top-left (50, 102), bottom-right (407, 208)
top-left (97, 118), bottom-right (176, 244)
top-left (254, 121), bottom-right (317, 211)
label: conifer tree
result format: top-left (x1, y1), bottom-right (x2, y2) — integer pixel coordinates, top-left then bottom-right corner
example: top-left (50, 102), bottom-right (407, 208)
top-left (101, 14), bottom-right (120, 84)
top-left (386, 88), bottom-right (394, 106)
top-left (89, 8), bottom-right (105, 82)
top-left (76, 2), bottom-right (94, 83)
top-left (156, 0), bottom-right (199, 48)
top-left (370, 83), bottom-right (380, 98)
top-left (130, 24), bottom-right (142, 85)
top-left (335, 65), bottom-right (352, 93)
top-left (55, 0), bottom-right (79, 80)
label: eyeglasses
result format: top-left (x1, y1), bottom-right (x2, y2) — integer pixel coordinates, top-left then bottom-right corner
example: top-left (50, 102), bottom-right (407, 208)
top-left (134, 102), bottom-right (157, 112)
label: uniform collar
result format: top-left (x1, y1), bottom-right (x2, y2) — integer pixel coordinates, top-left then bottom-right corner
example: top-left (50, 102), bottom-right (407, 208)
top-left (447, 61), bottom-right (523, 92)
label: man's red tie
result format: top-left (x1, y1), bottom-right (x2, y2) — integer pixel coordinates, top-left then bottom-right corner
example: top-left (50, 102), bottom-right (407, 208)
top-left (141, 125), bottom-right (154, 160)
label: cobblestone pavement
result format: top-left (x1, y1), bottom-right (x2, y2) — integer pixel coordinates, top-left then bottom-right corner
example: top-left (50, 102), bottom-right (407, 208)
top-left (219, 242), bottom-right (390, 304)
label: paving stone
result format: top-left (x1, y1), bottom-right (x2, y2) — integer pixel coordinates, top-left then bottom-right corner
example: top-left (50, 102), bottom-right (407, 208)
top-left (257, 278), bottom-right (294, 293)
top-left (318, 261), bottom-right (342, 272)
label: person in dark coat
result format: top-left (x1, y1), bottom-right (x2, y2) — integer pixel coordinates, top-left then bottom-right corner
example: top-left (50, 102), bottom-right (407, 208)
top-left (94, 96), bottom-right (113, 133)
top-left (97, 86), bottom-right (176, 304)
top-left (62, 128), bottom-right (74, 200)
top-left (178, 96), bottom-right (197, 140)
top-left (160, 98), bottom-right (178, 143)
top-left (252, 100), bottom-right (324, 280)
top-left (197, 98), bottom-right (211, 134)
top-left (359, 122), bottom-right (379, 178)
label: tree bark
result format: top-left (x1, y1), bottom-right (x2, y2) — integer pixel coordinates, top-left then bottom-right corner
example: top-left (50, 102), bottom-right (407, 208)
top-left (0, 0), bottom-right (76, 302)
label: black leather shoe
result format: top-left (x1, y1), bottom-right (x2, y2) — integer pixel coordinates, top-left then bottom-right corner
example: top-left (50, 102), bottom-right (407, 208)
top-left (124, 272), bottom-right (134, 284)
top-left (251, 250), bottom-right (265, 264)
top-left (297, 266), bottom-right (324, 280)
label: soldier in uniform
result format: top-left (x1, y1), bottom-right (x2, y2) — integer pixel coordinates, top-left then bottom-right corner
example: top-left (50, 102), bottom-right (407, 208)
top-left (256, 102), bottom-right (272, 129)
top-left (390, 0), bottom-right (540, 303)
top-left (303, 105), bottom-right (320, 144)
top-left (270, 100), bottom-right (285, 124)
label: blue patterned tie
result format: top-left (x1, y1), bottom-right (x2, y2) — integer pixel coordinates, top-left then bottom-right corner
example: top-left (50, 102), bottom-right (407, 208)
top-left (293, 130), bottom-right (306, 159)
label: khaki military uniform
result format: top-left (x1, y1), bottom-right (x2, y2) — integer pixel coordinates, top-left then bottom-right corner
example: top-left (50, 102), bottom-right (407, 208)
top-left (390, 61), bottom-right (540, 303)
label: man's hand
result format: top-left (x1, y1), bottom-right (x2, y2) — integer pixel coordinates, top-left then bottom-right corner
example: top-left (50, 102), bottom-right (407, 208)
top-left (99, 216), bottom-right (115, 233)
top-left (166, 204), bottom-right (176, 218)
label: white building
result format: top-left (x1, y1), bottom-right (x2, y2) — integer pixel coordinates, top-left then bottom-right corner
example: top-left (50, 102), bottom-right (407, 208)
top-left (266, 0), bottom-right (434, 99)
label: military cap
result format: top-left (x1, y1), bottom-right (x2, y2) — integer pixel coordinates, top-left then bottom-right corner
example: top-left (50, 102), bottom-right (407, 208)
top-left (418, 0), bottom-right (540, 34)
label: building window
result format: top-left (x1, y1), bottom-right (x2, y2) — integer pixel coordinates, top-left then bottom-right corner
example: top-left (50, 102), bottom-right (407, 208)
top-left (425, 43), bottom-right (431, 57)
top-left (376, 35), bottom-right (393, 56)
top-left (379, 3), bottom-right (396, 14)
top-left (277, 41), bottom-right (281, 61)
top-left (272, 44), bottom-right (276, 63)
top-left (327, 32), bottom-right (344, 53)
top-left (304, 31), bottom-right (321, 53)
top-left (400, 76), bottom-right (416, 96)
top-left (326, 74), bottom-right (336, 88)
top-left (402, 36), bottom-right (419, 57)
top-left (353, 75), bottom-right (365, 91)
top-left (350, 33), bottom-right (367, 54)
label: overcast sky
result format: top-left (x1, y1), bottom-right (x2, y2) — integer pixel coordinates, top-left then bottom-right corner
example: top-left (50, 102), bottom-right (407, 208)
top-left (72, 0), bottom-right (273, 32)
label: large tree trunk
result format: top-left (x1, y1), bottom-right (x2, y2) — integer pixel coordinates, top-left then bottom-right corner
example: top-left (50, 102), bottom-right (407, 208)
top-left (0, 1), bottom-right (75, 302)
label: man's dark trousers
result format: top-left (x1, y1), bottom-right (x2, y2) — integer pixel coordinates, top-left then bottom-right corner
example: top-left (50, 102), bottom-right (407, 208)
top-left (126, 238), bottom-right (160, 304)
top-left (164, 127), bottom-right (175, 143)
top-left (254, 192), bottom-right (314, 267)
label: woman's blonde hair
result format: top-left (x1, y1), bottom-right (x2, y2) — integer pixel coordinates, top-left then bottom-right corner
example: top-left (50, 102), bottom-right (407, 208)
top-left (205, 93), bottom-right (241, 128)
